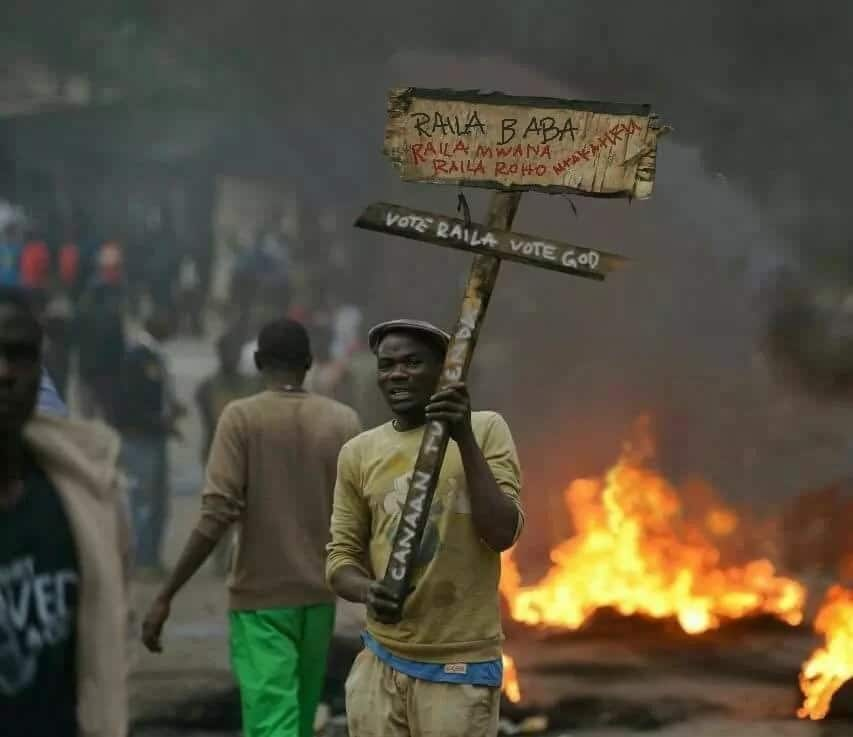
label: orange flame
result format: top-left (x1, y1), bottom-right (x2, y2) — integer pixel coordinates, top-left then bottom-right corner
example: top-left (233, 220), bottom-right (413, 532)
top-left (502, 653), bottom-right (521, 704)
top-left (500, 417), bottom-right (806, 636)
top-left (798, 585), bottom-right (853, 720)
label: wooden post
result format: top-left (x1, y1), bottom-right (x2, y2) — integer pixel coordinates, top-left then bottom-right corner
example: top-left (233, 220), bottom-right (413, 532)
top-left (382, 190), bottom-right (522, 606)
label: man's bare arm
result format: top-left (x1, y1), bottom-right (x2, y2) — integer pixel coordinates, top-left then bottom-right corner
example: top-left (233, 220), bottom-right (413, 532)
top-left (456, 430), bottom-right (519, 552)
top-left (162, 531), bottom-right (219, 601)
top-left (141, 531), bottom-right (218, 652)
top-left (329, 565), bottom-right (371, 604)
top-left (426, 384), bottom-right (519, 552)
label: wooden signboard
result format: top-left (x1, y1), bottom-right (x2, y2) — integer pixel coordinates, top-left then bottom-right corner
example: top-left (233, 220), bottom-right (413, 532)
top-left (384, 88), bottom-right (665, 198)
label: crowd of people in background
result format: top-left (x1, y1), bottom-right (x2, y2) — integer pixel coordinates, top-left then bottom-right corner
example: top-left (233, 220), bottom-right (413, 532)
top-left (0, 194), bottom-right (386, 578)
top-left (0, 196), bottom-right (202, 407)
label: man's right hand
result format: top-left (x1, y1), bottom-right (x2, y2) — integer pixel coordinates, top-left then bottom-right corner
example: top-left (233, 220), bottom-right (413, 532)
top-left (366, 580), bottom-right (404, 624)
top-left (141, 596), bottom-right (171, 653)
top-left (329, 566), bottom-right (406, 624)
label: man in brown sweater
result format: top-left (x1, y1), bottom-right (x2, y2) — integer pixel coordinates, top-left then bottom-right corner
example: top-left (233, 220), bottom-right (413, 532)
top-left (141, 318), bottom-right (361, 737)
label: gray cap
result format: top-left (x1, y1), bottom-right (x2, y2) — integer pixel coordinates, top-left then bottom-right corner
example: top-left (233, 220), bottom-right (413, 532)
top-left (367, 319), bottom-right (451, 354)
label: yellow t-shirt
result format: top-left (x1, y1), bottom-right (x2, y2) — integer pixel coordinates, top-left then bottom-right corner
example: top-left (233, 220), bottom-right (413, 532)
top-left (326, 411), bottom-right (523, 663)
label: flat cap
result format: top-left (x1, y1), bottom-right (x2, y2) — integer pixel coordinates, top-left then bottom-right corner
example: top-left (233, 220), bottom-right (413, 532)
top-left (367, 319), bottom-right (451, 354)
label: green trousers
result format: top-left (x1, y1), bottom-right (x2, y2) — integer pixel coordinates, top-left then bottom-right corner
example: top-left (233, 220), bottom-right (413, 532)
top-left (229, 603), bottom-right (335, 737)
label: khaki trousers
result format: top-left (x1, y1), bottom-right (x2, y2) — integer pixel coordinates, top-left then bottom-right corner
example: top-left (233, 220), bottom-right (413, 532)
top-left (345, 648), bottom-right (500, 737)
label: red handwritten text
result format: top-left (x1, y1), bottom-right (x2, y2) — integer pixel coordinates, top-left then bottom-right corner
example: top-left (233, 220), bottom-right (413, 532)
top-left (552, 119), bottom-right (643, 176)
top-left (432, 159), bottom-right (487, 175)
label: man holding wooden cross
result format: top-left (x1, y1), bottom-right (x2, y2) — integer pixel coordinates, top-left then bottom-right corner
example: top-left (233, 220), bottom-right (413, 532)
top-left (327, 318), bottom-right (522, 736)
top-left (329, 89), bottom-right (665, 735)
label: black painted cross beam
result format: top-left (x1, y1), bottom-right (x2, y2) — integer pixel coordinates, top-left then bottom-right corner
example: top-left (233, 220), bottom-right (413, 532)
top-left (356, 201), bottom-right (627, 282)
top-left (355, 87), bottom-right (666, 616)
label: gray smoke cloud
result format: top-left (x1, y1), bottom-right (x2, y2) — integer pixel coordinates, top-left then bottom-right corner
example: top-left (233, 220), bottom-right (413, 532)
top-left (765, 277), bottom-right (853, 400)
top-left (6, 1), bottom-right (853, 557)
top-left (158, 0), bottom-right (852, 402)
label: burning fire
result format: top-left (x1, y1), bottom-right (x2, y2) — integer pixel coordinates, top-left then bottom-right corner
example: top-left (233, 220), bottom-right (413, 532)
top-left (500, 417), bottom-right (806, 635)
top-left (798, 586), bottom-right (853, 720)
top-left (502, 654), bottom-right (521, 703)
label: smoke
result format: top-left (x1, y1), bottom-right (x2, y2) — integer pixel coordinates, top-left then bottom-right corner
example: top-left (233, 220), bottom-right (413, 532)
top-left (146, 0), bottom-right (853, 399)
top-left (765, 275), bottom-right (853, 401)
top-left (144, 1), bottom-right (853, 510)
top-left (7, 1), bottom-right (853, 550)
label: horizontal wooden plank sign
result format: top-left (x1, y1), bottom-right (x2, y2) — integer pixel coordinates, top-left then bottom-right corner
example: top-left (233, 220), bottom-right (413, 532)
top-left (384, 88), bottom-right (665, 198)
top-left (355, 201), bottom-right (626, 281)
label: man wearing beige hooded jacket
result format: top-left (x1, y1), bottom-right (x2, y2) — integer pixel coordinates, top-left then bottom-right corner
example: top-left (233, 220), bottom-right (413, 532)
top-left (0, 286), bottom-right (130, 737)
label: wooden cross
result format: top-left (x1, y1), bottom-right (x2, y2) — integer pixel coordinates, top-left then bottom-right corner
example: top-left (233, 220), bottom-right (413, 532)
top-left (355, 88), bottom-right (666, 609)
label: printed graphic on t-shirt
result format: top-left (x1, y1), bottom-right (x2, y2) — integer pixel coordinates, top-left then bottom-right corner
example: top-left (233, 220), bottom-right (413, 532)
top-left (0, 556), bottom-right (78, 695)
top-left (381, 472), bottom-right (471, 568)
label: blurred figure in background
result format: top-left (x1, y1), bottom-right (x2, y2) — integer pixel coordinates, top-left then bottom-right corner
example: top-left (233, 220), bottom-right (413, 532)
top-left (42, 293), bottom-right (74, 401)
top-left (0, 286), bottom-right (130, 737)
top-left (96, 239), bottom-right (124, 287)
top-left (255, 221), bottom-right (292, 325)
top-left (330, 303), bottom-right (362, 362)
top-left (19, 224), bottom-right (51, 300)
top-left (67, 209), bottom-right (99, 303)
top-left (195, 329), bottom-right (261, 575)
top-left (75, 280), bottom-right (126, 421)
top-left (114, 309), bottom-right (185, 576)
top-left (57, 236), bottom-right (81, 298)
top-left (326, 303), bottom-right (388, 429)
top-left (337, 337), bottom-right (387, 431)
top-left (0, 218), bottom-right (23, 287)
top-left (229, 228), bottom-right (269, 331)
top-left (144, 208), bottom-right (180, 318)
top-left (305, 324), bottom-right (347, 399)
top-left (176, 254), bottom-right (204, 337)
top-left (38, 368), bottom-right (68, 417)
